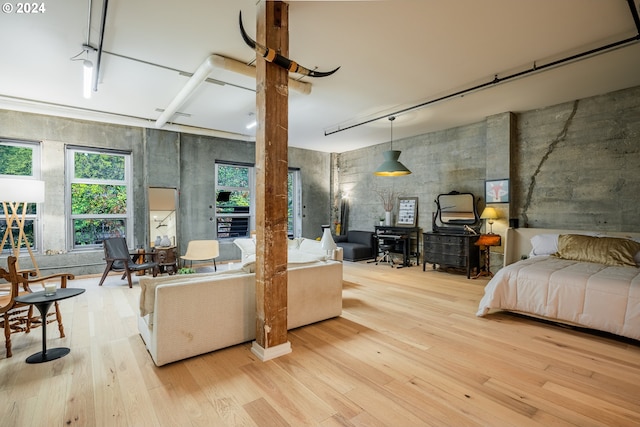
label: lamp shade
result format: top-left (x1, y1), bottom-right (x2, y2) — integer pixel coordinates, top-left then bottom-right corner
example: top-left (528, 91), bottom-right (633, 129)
top-left (0, 179), bottom-right (45, 203)
top-left (373, 150), bottom-right (412, 176)
top-left (320, 228), bottom-right (337, 251)
top-left (480, 207), bottom-right (498, 220)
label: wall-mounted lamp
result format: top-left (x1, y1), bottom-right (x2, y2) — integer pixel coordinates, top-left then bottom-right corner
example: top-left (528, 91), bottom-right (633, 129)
top-left (373, 116), bottom-right (411, 176)
top-left (480, 207), bottom-right (498, 234)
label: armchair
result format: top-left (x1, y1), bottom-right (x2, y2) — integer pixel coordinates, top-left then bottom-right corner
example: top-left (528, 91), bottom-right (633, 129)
top-left (1, 256), bottom-right (74, 358)
top-left (98, 237), bottom-right (158, 288)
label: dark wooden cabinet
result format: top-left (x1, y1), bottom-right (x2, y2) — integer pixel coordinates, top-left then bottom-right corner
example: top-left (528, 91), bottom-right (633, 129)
top-left (422, 232), bottom-right (480, 279)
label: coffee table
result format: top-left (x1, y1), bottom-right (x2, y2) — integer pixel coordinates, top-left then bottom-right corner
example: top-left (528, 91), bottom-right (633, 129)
top-left (14, 288), bottom-right (85, 363)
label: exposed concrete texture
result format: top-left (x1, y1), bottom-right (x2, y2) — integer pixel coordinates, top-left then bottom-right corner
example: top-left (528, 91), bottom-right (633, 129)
top-left (1, 84), bottom-right (638, 277)
top-left (515, 87), bottom-right (640, 231)
top-left (337, 121), bottom-right (487, 233)
top-left (0, 111), bottom-right (331, 276)
top-left (289, 147), bottom-right (331, 240)
top-left (336, 86), bottom-right (640, 271)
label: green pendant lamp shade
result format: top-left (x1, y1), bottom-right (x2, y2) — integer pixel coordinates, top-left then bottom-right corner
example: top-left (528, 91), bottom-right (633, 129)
top-left (373, 150), bottom-right (412, 176)
top-left (373, 116), bottom-right (411, 176)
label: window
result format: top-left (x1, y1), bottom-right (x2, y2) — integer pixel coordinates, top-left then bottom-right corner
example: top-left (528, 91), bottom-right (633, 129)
top-left (67, 147), bottom-right (131, 249)
top-left (215, 163), bottom-right (254, 239)
top-left (288, 169), bottom-right (302, 238)
top-left (0, 139), bottom-right (41, 254)
top-left (214, 162), bottom-right (302, 240)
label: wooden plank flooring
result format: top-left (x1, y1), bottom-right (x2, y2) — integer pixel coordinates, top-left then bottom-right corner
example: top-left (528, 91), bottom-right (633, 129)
top-left (1, 261), bottom-right (639, 426)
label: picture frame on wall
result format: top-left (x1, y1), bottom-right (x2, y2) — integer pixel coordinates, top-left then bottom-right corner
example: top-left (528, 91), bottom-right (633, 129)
top-left (396, 197), bottom-right (418, 226)
top-left (485, 179), bottom-right (509, 203)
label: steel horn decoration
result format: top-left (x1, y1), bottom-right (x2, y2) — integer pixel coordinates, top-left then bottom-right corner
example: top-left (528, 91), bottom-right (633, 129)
top-left (239, 11), bottom-right (340, 78)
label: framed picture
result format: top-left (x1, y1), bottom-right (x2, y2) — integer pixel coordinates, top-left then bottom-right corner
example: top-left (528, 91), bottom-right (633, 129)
top-left (485, 179), bottom-right (509, 203)
top-left (396, 197), bottom-right (418, 226)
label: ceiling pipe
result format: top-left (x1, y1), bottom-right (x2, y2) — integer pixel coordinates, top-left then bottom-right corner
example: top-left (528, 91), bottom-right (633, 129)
top-left (155, 55), bottom-right (219, 128)
top-left (213, 54), bottom-right (311, 95)
top-left (627, 0), bottom-right (640, 35)
top-left (325, 4), bottom-right (640, 137)
top-left (155, 54), bottom-right (312, 129)
top-left (92, 0), bottom-right (108, 93)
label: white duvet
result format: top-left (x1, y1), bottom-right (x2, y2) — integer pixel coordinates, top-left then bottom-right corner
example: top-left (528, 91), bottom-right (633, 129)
top-left (477, 256), bottom-right (640, 340)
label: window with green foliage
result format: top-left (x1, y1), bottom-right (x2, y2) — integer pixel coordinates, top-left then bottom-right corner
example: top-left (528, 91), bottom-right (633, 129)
top-left (215, 163), bottom-right (253, 239)
top-left (67, 148), bottom-right (131, 248)
top-left (0, 139), bottom-right (40, 254)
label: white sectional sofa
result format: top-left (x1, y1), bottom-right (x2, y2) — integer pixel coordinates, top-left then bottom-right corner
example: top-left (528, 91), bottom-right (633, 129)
top-left (137, 238), bottom-right (343, 366)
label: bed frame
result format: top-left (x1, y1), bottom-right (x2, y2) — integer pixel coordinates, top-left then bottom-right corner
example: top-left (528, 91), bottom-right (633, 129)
top-left (503, 227), bottom-right (640, 266)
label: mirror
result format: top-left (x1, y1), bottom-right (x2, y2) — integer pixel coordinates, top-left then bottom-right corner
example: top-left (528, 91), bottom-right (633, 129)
top-left (149, 187), bottom-right (177, 247)
top-left (433, 191), bottom-right (480, 233)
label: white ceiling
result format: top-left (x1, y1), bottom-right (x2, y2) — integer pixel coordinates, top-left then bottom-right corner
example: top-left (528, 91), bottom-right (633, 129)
top-left (1, 0), bottom-right (639, 153)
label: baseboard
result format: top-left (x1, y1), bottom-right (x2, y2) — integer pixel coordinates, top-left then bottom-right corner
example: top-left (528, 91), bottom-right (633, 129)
top-left (251, 341), bottom-right (292, 361)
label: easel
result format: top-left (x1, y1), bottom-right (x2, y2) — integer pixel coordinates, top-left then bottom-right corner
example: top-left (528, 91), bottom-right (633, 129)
top-left (1, 200), bottom-right (41, 277)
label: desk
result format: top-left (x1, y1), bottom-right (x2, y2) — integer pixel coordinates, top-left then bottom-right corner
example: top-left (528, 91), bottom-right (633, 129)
top-left (14, 288), bottom-right (85, 363)
top-left (375, 226), bottom-right (420, 267)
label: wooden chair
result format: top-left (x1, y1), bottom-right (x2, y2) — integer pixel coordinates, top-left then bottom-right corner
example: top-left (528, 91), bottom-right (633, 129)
top-left (1, 256), bottom-right (74, 358)
top-left (98, 237), bottom-right (158, 288)
top-left (180, 240), bottom-right (220, 271)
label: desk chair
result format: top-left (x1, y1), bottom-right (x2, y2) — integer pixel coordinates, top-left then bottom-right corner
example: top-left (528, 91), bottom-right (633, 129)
top-left (375, 237), bottom-right (395, 267)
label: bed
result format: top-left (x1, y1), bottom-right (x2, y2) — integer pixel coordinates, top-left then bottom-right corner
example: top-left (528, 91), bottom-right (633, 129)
top-left (477, 228), bottom-right (640, 340)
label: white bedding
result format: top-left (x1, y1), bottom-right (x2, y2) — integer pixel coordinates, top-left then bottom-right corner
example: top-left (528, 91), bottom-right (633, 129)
top-left (477, 256), bottom-right (640, 340)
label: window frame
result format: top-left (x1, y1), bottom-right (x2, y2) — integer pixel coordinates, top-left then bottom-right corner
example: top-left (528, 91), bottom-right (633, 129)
top-left (66, 146), bottom-right (133, 251)
top-left (288, 168), bottom-right (302, 238)
top-left (214, 162), bottom-right (255, 240)
top-left (0, 139), bottom-right (42, 255)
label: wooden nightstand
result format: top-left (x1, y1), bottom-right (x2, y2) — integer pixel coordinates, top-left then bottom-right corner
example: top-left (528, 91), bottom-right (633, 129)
top-left (473, 234), bottom-right (501, 279)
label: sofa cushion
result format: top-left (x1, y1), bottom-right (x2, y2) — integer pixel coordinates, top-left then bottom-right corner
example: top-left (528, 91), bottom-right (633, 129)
top-left (234, 238), bottom-right (256, 260)
top-left (334, 230), bottom-right (374, 261)
top-left (298, 237), bottom-right (326, 256)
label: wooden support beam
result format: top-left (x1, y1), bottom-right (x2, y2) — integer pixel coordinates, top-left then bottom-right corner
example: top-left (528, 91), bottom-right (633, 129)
top-left (252, 0), bottom-right (291, 360)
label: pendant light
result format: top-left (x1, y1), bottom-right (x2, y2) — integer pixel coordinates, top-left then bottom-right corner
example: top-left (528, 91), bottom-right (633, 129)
top-left (373, 116), bottom-right (411, 176)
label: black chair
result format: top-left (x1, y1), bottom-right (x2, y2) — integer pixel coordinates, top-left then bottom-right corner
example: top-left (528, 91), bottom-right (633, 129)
top-left (98, 238), bottom-right (158, 288)
top-left (375, 237), bottom-right (395, 267)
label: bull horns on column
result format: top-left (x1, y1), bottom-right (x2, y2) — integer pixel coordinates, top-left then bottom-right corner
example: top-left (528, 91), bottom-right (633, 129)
top-left (239, 11), bottom-right (340, 78)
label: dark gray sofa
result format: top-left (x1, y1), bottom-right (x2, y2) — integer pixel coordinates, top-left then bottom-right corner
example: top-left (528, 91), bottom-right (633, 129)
top-left (334, 230), bottom-right (375, 261)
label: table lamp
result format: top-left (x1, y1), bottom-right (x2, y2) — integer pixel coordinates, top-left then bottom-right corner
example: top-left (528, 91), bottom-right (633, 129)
top-left (0, 178), bottom-right (45, 275)
top-left (480, 207), bottom-right (498, 234)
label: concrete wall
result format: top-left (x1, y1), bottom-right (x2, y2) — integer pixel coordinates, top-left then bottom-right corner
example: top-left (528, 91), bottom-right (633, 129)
top-left (0, 111), bottom-right (331, 276)
top-left (2, 84), bottom-right (638, 276)
top-left (336, 85), bottom-right (640, 269)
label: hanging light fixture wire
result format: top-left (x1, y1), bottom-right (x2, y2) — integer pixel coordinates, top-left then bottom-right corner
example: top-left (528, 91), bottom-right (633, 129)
top-left (373, 116), bottom-right (412, 176)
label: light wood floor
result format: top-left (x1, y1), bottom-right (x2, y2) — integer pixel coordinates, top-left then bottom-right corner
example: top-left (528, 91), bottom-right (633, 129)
top-left (1, 261), bottom-right (639, 426)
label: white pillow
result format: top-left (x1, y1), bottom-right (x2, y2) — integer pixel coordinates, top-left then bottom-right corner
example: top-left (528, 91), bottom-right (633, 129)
top-left (529, 234), bottom-right (559, 257)
top-left (233, 238), bottom-right (256, 260)
top-left (298, 238), bottom-right (327, 258)
top-left (288, 238), bottom-right (301, 250)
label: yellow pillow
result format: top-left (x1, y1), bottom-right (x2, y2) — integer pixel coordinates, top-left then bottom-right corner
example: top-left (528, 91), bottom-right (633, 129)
top-left (554, 234), bottom-right (640, 267)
